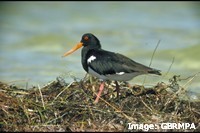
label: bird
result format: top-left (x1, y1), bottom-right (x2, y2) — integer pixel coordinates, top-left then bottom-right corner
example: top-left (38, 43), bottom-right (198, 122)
top-left (62, 33), bottom-right (161, 103)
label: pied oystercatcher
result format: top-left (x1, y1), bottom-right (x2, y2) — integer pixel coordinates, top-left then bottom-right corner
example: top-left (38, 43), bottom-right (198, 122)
top-left (62, 33), bottom-right (161, 103)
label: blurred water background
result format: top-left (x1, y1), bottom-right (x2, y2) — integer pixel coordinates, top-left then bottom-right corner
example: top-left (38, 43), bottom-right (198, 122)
top-left (0, 2), bottom-right (199, 99)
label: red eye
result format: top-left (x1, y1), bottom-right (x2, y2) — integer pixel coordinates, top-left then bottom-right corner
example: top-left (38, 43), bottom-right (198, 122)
top-left (84, 36), bottom-right (89, 41)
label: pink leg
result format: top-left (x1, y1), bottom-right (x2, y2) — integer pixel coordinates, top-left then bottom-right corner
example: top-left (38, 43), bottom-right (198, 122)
top-left (94, 82), bottom-right (104, 103)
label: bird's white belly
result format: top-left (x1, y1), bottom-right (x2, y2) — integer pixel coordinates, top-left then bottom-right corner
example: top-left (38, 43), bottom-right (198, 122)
top-left (88, 67), bottom-right (140, 81)
top-left (105, 72), bottom-right (140, 81)
top-left (88, 67), bottom-right (108, 80)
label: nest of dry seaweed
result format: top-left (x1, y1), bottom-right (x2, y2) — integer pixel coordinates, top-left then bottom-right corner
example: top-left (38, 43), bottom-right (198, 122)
top-left (0, 75), bottom-right (199, 132)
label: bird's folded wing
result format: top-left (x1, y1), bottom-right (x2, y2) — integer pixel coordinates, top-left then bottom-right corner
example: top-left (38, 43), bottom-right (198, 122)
top-left (87, 50), bottom-right (151, 75)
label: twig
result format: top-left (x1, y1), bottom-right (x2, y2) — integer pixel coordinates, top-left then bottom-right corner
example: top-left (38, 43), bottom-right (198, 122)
top-left (38, 84), bottom-right (45, 110)
top-left (140, 97), bottom-right (153, 112)
top-left (163, 72), bottom-right (199, 111)
top-left (183, 72), bottom-right (200, 88)
top-left (143, 40), bottom-right (160, 85)
top-left (46, 111), bottom-right (69, 124)
top-left (95, 93), bottom-right (133, 121)
top-left (149, 40), bottom-right (161, 67)
top-left (163, 85), bottom-right (185, 111)
top-left (163, 57), bottom-right (175, 78)
top-left (53, 81), bottom-right (74, 102)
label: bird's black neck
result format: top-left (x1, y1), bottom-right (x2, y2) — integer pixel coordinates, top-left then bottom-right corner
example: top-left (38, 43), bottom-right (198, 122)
top-left (81, 47), bottom-right (91, 72)
top-left (81, 46), bottom-right (101, 72)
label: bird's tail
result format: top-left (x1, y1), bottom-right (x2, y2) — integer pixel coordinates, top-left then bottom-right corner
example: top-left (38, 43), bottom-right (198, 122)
top-left (148, 69), bottom-right (162, 76)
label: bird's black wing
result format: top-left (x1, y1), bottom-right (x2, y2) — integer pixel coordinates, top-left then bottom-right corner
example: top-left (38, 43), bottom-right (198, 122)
top-left (86, 49), bottom-right (160, 75)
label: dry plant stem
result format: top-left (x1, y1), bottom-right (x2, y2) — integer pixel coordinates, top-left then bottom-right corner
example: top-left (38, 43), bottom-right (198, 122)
top-left (38, 84), bottom-right (45, 110)
top-left (115, 81), bottom-right (120, 97)
top-left (163, 86), bottom-right (184, 111)
top-left (183, 72), bottom-right (200, 88)
top-left (97, 96), bottom-right (133, 121)
top-left (149, 40), bottom-right (161, 67)
top-left (52, 81), bottom-right (74, 103)
top-left (163, 57), bottom-right (175, 78)
top-left (140, 97), bottom-right (153, 112)
top-left (143, 40), bottom-right (160, 85)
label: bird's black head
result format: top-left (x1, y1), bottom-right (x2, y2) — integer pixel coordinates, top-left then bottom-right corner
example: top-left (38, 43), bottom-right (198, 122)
top-left (62, 33), bottom-right (101, 57)
top-left (81, 33), bottom-right (101, 49)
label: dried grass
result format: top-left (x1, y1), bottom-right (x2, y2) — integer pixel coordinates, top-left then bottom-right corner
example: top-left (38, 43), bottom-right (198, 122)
top-left (0, 75), bottom-right (199, 132)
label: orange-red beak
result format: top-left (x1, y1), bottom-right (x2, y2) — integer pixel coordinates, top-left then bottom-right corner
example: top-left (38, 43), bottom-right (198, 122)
top-left (62, 42), bottom-right (83, 57)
